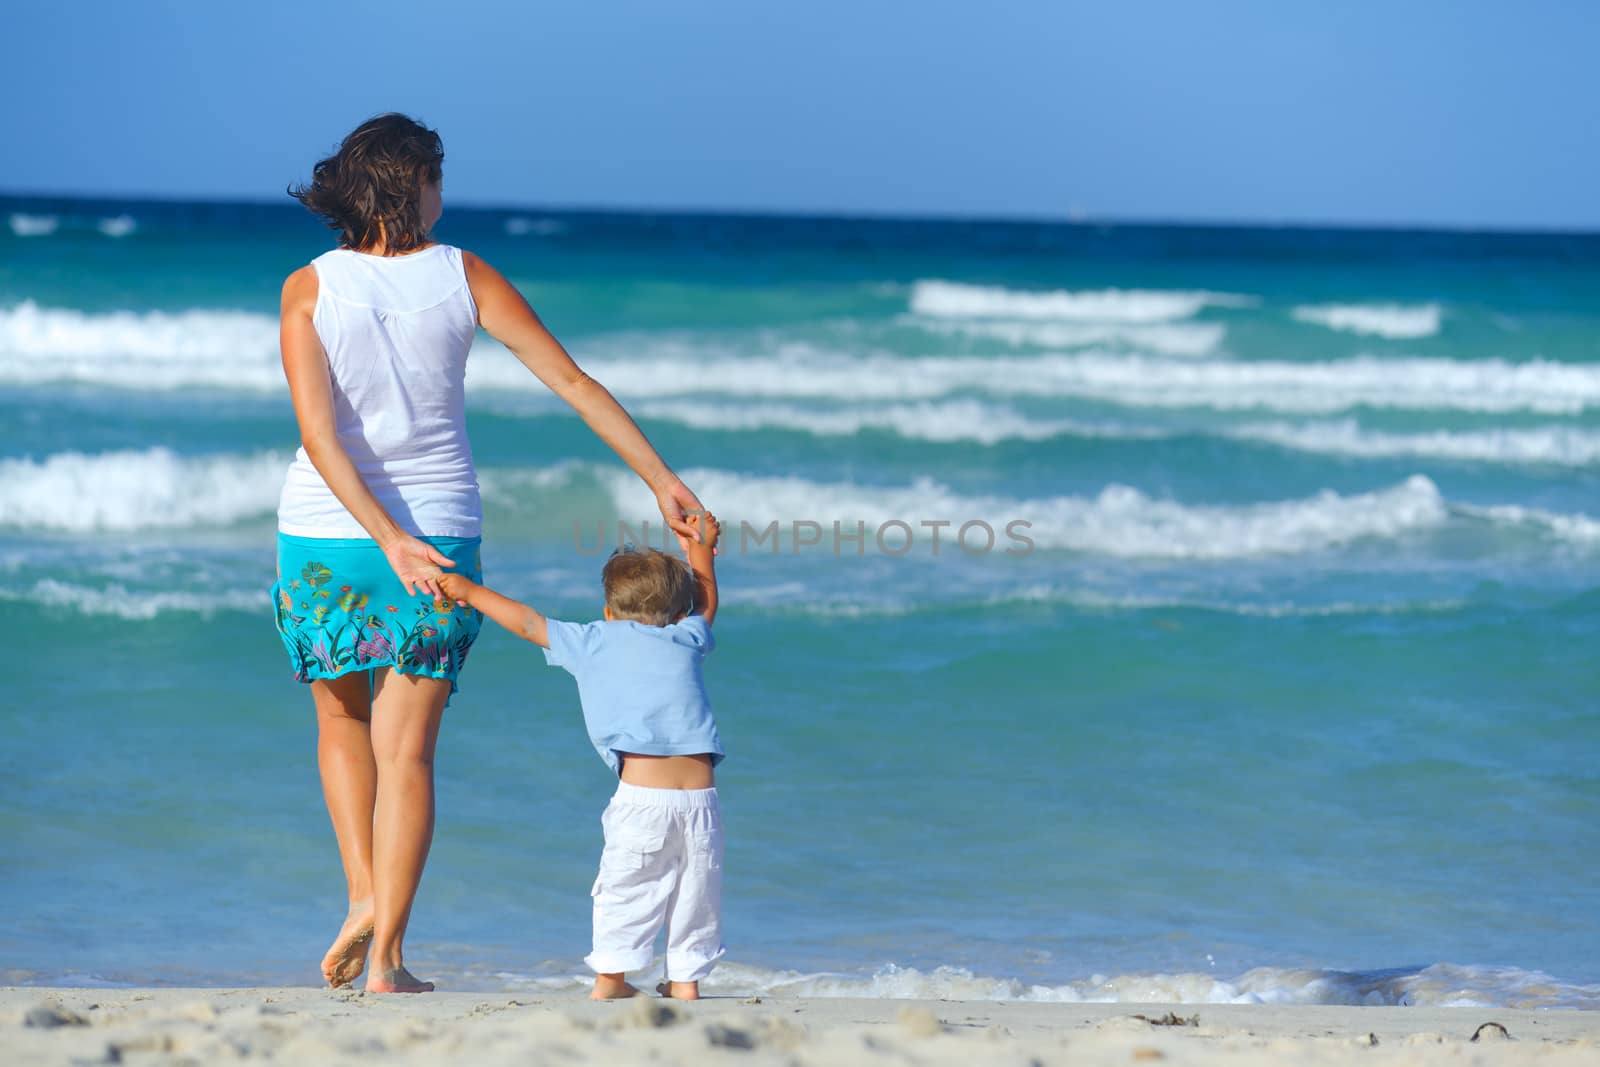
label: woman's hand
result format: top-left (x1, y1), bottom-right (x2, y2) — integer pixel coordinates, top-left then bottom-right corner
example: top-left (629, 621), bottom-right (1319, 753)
top-left (655, 477), bottom-right (706, 554)
top-left (383, 535), bottom-right (456, 598)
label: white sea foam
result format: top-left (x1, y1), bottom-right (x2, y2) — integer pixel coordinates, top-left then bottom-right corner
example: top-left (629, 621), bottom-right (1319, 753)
top-left (631, 399), bottom-right (1130, 445)
top-left (972, 352), bottom-right (1600, 415)
top-left (0, 301), bottom-right (284, 389)
top-left (8, 213), bottom-right (60, 237)
top-left (571, 348), bottom-right (1600, 415)
top-left (96, 214), bottom-right (138, 238)
top-left (634, 401), bottom-right (1600, 464)
top-left (1293, 302), bottom-right (1442, 339)
top-left (597, 464), bottom-right (1600, 557)
top-left (1, 579), bottom-right (263, 620)
top-left (9, 447), bottom-right (1567, 559)
top-left (1230, 419), bottom-right (1600, 466)
top-left (910, 280), bottom-right (1254, 322)
top-left (597, 468), bottom-right (1466, 559)
top-left (6, 301), bottom-right (1599, 415)
top-left (11, 447), bottom-right (1586, 557)
top-left (476, 460), bottom-right (599, 507)
top-left (1456, 501), bottom-right (1600, 544)
top-left (732, 966), bottom-right (1593, 1004)
top-left (0, 448), bottom-right (1523, 557)
top-left (503, 216), bottom-right (568, 236)
top-left (915, 317), bottom-right (1225, 357)
top-left (483, 961), bottom-right (1599, 1009)
top-left (0, 448), bottom-right (286, 531)
top-left (4, 213), bottom-right (136, 239)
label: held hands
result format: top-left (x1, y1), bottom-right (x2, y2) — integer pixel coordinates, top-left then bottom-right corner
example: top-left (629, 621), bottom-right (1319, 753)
top-left (436, 571), bottom-right (475, 607)
top-left (383, 535), bottom-right (456, 598)
top-left (655, 477), bottom-right (706, 554)
top-left (685, 509), bottom-right (721, 552)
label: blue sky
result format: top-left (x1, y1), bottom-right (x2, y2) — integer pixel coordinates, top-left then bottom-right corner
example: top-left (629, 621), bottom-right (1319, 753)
top-left (5, 1), bottom-right (1596, 229)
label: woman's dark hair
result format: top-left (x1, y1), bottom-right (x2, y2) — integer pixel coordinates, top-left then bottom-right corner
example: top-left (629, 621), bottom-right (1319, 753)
top-left (290, 114), bottom-right (444, 252)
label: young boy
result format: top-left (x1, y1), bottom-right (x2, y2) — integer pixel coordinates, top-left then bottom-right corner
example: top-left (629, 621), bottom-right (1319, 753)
top-left (437, 512), bottom-right (724, 1001)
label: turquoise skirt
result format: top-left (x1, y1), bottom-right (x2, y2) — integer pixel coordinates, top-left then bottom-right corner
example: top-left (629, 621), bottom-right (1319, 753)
top-left (270, 534), bottom-right (484, 692)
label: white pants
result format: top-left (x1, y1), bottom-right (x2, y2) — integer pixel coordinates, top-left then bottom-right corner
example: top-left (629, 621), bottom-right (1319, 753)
top-left (585, 782), bottom-right (725, 982)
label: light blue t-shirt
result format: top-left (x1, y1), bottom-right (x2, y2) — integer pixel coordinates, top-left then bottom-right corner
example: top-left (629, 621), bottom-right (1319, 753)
top-left (543, 614), bottom-right (723, 775)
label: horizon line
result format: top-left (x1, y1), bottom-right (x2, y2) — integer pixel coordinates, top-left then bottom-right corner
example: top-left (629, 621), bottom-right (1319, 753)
top-left (2, 187), bottom-right (1597, 240)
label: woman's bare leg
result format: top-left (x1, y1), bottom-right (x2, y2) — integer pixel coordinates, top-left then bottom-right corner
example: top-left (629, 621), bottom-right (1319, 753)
top-left (365, 668), bottom-right (451, 993)
top-left (312, 672), bottom-right (378, 987)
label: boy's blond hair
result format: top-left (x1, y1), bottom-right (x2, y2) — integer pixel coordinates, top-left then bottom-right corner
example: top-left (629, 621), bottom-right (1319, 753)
top-left (602, 548), bottom-right (695, 626)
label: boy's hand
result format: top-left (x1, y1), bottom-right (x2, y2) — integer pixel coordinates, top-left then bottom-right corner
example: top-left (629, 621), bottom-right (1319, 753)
top-left (436, 571), bottom-right (475, 606)
top-left (687, 510), bottom-right (721, 551)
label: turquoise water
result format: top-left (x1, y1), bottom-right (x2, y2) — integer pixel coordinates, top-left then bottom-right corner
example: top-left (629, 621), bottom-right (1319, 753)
top-left (2, 197), bottom-right (1597, 1007)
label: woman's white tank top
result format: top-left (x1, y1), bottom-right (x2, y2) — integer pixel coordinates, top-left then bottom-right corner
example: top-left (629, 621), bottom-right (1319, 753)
top-left (276, 244), bottom-right (483, 539)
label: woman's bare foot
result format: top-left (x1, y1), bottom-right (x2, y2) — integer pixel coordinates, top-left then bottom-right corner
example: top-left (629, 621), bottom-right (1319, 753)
top-left (320, 900), bottom-right (374, 988)
top-left (655, 980), bottom-right (701, 1000)
top-left (592, 973), bottom-right (640, 1000)
top-left (366, 965), bottom-right (435, 993)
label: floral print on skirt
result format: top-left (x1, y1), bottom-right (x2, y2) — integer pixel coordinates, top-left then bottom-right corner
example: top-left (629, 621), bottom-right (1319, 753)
top-left (270, 534), bottom-right (483, 693)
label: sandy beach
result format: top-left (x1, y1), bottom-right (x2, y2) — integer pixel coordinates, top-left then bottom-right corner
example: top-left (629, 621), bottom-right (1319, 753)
top-left (6, 987), bottom-right (1598, 1065)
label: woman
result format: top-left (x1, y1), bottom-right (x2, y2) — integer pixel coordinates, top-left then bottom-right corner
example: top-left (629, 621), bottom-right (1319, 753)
top-left (272, 113), bottom-right (703, 993)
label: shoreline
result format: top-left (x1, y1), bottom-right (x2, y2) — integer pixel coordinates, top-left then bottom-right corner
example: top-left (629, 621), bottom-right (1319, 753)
top-left (7, 987), bottom-right (1598, 1065)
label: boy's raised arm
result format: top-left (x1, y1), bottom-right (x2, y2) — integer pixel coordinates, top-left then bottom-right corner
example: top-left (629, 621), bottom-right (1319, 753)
top-left (437, 573), bottom-right (549, 648)
top-left (687, 511), bottom-right (720, 627)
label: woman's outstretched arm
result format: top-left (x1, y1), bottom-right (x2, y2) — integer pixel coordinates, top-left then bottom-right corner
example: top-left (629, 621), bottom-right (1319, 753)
top-left (280, 266), bottom-right (455, 597)
top-left (462, 252), bottom-right (703, 548)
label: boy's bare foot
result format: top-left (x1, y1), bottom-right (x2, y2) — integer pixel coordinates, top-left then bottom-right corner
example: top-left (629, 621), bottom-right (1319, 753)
top-left (592, 973), bottom-right (640, 1000)
top-left (320, 900), bottom-right (374, 988)
top-left (655, 980), bottom-right (701, 1000)
top-left (366, 966), bottom-right (434, 993)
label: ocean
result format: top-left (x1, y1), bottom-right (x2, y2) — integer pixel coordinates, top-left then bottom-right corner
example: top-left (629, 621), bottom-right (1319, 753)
top-left (1, 196), bottom-right (1596, 1008)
